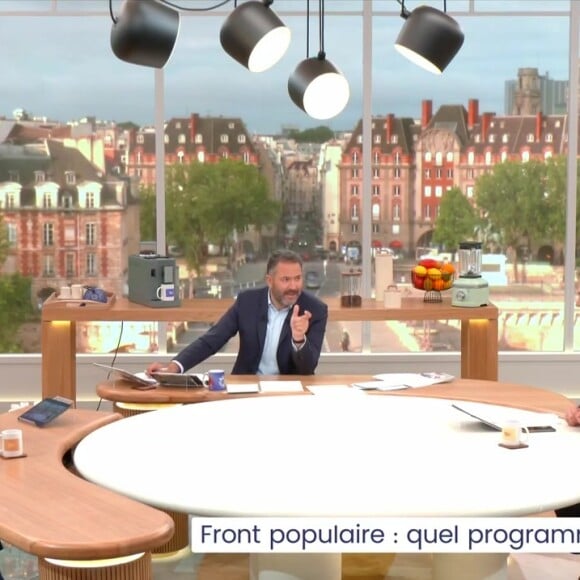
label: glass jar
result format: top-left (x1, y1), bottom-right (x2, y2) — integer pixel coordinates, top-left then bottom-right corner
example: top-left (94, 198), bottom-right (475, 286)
top-left (340, 269), bottom-right (362, 307)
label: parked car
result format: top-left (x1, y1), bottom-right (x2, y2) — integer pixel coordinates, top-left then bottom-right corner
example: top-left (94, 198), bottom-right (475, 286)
top-left (305, 271), bottom-right (321, 289)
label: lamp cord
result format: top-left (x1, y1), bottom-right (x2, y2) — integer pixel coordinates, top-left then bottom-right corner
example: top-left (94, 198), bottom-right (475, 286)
top-left (317, 0), bottom-right (325, 59)
top-left (396, 0), bottom-right (410, 19)
top-left (306, 0), bottom-right (310, 58)
top-left (109, 0), bottom-right (116, 24)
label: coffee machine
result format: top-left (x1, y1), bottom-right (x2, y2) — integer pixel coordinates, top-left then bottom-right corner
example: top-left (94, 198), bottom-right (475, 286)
top-left (128, 254), bottom-right (181, 308)
top-left (451, 242), bottom-right (489, 308)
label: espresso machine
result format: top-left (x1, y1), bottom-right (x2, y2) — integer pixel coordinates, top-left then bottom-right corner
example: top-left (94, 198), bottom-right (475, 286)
top-left (128, 253), bottom-right (181, 308)
top-left (451, 242), bottom-right (489, 308)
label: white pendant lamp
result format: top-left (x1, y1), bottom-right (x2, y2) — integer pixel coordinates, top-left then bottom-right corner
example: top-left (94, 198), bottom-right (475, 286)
top-left (220, 0), bottom-right (291, 73)
top-left (288, 54), bottom-right (350, 120)
top-left (110, 0), bottom-right (181, 69)
top-left (394, 1), bottom-right (464, 74)
top-left (288, 0), bottom-right (349, 119)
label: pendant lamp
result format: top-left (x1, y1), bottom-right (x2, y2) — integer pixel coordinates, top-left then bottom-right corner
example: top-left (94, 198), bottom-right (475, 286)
top-left (288, 0), bottom-right (350, 120)
top-left (288, 53), bottom-right (350, 120)
top-left (220, 0), bottom-right (291, 73)
top-left (394, 2), bottom-right (464, 74)
top-left (110, 0), bottom-right (181, 69)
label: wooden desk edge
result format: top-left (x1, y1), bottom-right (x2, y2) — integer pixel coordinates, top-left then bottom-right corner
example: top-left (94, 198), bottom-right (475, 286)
top-left (0, 408), bottom-right (175, 559)
top-left (96, 376), bottom-right (572, 417)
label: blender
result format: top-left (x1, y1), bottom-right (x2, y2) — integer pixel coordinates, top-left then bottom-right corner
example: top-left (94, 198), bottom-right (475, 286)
top-left (451, 241), bottom-right (489, 307)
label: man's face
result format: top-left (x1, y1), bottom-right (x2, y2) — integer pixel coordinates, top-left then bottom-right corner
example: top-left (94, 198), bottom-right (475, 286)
top-left (267, 260), bottom-right (303, 309)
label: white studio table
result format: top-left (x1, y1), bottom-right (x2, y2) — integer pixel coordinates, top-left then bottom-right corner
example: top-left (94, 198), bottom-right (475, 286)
top-left (74, 395), bottom-right (580, 580)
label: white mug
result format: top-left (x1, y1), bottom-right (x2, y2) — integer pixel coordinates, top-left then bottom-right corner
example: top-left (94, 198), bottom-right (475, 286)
top-left (500, 420), bottom-right (529, 448)
top-left (71, 284), bottom-right (84, 300)
top-left (156, 284), bottom-right (175, 302)
top-left (59, 286), bottom-right (72, 299)
top-left (1, 429), bottom-right (24, 458)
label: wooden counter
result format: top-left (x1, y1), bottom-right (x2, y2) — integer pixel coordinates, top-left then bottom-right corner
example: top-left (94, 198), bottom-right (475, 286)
top-left (0, 407), bottom-right (174, 579)
top-left (42, 296), bottom-right (498, 403)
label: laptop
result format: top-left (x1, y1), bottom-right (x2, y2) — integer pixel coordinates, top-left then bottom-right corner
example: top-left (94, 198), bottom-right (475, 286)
top-left (150, 372), bottom-right (206, 388)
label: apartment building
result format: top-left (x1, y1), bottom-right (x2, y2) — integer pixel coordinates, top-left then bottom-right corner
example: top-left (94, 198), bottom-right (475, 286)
top-left (340, 98), bottom-right (568, 258)
top-left (0, 136), bottom-right (139, 302)
top-left (126, 114), bottom-right (260, 186)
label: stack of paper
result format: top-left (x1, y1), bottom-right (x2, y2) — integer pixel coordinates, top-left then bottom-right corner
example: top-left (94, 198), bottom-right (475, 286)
top-left (372, 372), bottom-right (455, 388)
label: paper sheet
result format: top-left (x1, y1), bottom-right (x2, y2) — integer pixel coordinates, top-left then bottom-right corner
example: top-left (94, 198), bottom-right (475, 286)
top-left (307, 385), bottom-right (365, 396)
top-left (226, 383), bottom-right (260, 394)
top-left (351, 381), bottom-right (407, 391)
top-left (259, 380), bottom-right (304, 393)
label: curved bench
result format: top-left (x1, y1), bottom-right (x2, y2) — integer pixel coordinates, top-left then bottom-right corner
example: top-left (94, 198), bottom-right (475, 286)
top-left (0, 407), bottom-right (174, 579)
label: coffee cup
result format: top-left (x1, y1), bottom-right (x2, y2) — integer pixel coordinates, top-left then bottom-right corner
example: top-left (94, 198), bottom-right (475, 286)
top-left (206, 369), bottom-right (226, 391)
top-left (59, 286), bottom-right (72, 300)
top-left (71, 284), bottom-right (84, 300)
top-left (156, 284), bottom-right (175, 302)
top-left (500, 420), bottom-right (529, 448)
top-left (1, 429), bottom-right (24, 458)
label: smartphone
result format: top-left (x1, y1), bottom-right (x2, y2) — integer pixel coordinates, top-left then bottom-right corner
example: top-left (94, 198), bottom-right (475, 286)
top-left (18, 396), bottom-right (73, 427)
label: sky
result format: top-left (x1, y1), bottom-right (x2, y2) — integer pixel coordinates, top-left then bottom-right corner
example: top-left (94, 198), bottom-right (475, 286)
top-left (0, 0), bottom-right (572, 134)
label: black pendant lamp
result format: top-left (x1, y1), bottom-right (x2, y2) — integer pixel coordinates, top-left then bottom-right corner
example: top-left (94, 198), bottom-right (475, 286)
top-left (394, 1), bottom-right (464, 74)
top-left (288, 0), bottom-right (350, 120)
top-left (220, 0), bottom-right (291, 73)
top-left (110, 0), bottom-right (181, 69)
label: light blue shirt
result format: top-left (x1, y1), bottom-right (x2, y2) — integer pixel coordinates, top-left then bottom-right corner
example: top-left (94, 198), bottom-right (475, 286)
top-left (257, 293), bottom-right (291, 375)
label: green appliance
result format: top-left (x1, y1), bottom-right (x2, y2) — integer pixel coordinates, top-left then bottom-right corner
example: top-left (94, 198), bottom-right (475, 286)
top-left (451, 242), bottom-right (489, 308)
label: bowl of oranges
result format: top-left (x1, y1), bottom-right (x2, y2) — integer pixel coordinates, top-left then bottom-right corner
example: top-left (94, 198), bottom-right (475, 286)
top-left (411, 258), bottom-right (455, 302)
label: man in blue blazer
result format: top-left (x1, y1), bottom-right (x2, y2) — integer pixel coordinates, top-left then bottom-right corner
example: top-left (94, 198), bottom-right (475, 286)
top-left (147, 249), bottom-right (328, 375)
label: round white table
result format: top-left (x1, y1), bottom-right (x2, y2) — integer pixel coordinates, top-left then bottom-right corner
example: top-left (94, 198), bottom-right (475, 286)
top-left (74, 395), bottom-right (580, 580)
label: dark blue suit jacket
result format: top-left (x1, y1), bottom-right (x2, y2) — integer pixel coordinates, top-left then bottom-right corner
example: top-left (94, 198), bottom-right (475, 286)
top-left (173, 287), bottom-right (328, 375)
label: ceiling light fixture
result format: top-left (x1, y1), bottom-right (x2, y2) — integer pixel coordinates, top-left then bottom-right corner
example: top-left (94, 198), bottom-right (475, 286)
top-left (220, 0), bottom-right (291, 73)
top-left (110, 0), bottom-right (181, 69)
top-left (394, 0), bottom-right (464, 74)
top-left (288, 0), bottom-right (350, 120)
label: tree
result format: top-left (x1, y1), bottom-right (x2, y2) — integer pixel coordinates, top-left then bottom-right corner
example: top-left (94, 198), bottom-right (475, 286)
top-left (287, 126), bottom-right (334, 143)
top-left (0, 274), bottom-right (35, 352)
top-left (432, 187), bottom-right (479, 252)
top-left (140, 159), bottom-right (281, 273)
top-left (475, 159), bottom-right (550, 281)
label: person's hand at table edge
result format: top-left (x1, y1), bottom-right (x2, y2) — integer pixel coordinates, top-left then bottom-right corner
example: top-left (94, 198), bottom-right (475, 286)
top-left (564, 405), bottom-right (580, 426)
top-left (147, 361), bottom-right (181, 375)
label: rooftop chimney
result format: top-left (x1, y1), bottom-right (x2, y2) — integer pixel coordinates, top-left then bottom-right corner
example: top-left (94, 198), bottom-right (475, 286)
top-left (468, 99), bottom-right (479, 130)
top-left (421, 100), bottom-right (433, 129)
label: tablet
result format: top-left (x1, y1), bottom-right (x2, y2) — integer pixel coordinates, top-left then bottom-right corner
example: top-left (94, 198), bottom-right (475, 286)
top-left (18, 396), bottom-right (73, 427)
top-left (150, 372), bottom-right (206, 388)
